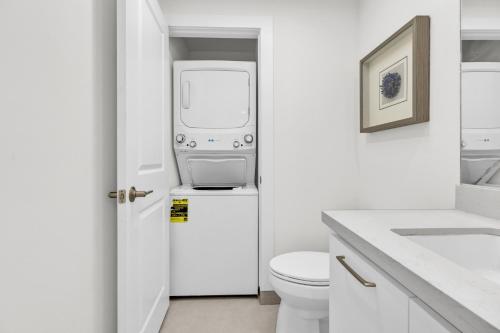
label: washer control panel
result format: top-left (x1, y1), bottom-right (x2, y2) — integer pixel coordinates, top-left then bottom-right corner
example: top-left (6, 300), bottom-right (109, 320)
top-left (174, 133), bottom-right (256, 151)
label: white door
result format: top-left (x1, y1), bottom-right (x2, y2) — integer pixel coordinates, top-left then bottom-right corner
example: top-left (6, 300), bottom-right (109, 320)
top-left (117, 0), bottom-right (170, 332)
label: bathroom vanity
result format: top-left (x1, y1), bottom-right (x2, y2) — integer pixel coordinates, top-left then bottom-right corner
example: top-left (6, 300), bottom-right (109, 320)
top-left (322, 210), bottom-right (500, 333)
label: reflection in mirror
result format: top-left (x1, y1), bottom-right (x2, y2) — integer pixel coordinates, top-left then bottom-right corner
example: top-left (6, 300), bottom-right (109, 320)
top-left (460, 0), bottom-right (500, 186)
top-left (462, 40), bottom-right (500, 62)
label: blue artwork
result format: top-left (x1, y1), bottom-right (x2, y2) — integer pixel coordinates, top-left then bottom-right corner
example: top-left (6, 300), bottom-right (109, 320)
top-left (380, 72), bottom-right (401, 99)
top-left (379, 57), bottom-right (407, 110)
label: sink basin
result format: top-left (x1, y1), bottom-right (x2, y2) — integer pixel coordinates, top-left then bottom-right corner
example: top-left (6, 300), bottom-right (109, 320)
top-left (392, 228), bottom-right (500, 285)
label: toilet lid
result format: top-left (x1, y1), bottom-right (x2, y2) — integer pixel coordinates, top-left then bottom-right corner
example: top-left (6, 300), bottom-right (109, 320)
top-left (269, 252), bottom-right (329, 284)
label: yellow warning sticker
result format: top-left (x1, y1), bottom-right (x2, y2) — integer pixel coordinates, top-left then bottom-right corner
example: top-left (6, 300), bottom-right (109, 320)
top-left (170, 199), bottom-right (188, 223)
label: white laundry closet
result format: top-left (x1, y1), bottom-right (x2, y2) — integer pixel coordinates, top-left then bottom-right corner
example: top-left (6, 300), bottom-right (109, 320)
top-left (461, 62), bottom-right (500, 186)
top-left (168, 37), bottom-right (261, 296)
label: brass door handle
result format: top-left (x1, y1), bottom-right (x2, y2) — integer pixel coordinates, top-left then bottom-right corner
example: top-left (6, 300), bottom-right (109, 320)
top-left (336, 256), bottom-right (376, 288)
top-left (129, 186), bottom-right (153, 202)
top-left (108, 189), bottom-right (126, 203)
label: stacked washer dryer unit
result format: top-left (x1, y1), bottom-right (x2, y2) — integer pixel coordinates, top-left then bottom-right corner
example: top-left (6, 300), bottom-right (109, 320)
top-left (461, 63), bottom-right (500, 186)
top-left (170, 60), bottom-right (258, 296)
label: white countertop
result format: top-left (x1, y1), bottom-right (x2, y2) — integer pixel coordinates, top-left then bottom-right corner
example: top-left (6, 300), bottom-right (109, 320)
top-left (322, 209), bottom-right (500, 333)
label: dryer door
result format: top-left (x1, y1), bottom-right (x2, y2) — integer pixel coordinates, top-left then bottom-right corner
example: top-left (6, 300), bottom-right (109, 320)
top-left (462, 66), bottom-right (500, 129)
top-left (180, 70), bottom-right (250, 129)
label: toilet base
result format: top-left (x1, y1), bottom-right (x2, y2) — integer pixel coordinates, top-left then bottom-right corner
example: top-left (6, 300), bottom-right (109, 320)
top-left (276, 303), bottom-right (329, 333)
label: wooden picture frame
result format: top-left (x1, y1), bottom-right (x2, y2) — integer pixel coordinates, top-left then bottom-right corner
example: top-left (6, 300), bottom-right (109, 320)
top-left (360, 16), bottom-right (430, 133)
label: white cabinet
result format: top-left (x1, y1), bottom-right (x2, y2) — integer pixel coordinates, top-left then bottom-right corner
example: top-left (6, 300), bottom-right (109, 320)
top-left (330, 235), bottom-right (412, 333)
top-left (409, 299), bottom-right (460, 333)
top-left (330, 234), bottom-right (462, 333)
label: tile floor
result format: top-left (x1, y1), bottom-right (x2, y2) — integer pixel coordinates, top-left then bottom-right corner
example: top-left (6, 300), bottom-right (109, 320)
top-left (160, 296), bottom-right (279, 333)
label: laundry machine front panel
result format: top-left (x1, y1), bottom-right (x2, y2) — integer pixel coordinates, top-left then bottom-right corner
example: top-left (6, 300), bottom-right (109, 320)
top-left (170, 187), bottom-right (259, 296)
top-left (173, 61), bottom-right (257, 187)
top-left (462, 63), bottom-right (500, 129)
top-left (180, 70), bottom-right (250, 129)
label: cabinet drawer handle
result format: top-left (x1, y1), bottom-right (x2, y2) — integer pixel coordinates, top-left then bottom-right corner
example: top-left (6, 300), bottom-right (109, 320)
top-left (336, 255), bottom-right (376, 288)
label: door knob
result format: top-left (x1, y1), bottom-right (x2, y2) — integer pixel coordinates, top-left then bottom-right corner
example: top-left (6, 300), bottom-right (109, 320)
top-left (129, 186), bottom-right (153, 202)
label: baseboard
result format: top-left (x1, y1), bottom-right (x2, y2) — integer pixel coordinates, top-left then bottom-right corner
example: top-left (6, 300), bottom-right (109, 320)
top-left (258, 290), bottom-right (281, 305)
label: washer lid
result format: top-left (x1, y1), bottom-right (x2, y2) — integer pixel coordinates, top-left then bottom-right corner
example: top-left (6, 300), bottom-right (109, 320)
top-left (269, 252), bottom-right (329, 283)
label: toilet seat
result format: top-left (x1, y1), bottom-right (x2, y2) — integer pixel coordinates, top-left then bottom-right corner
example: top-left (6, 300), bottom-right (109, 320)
top-left (270, 252), bottom-right (329, 286)
top-left (270, 270), bottom-right (329, 286)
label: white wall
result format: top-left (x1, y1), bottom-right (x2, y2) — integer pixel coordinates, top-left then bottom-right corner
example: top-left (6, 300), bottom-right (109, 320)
top-left (462, 0), bottom-right (500, 30)
top-left (160, 0), bottom-right (360, 255)
top-left (0, 0), bottom-right (116, 332)
top-left (356, 0), bottom-right (461, 208)
top-left (167, 39), bottom-right (184, 188)
top-left (0, 0), bottom-right (461, 330)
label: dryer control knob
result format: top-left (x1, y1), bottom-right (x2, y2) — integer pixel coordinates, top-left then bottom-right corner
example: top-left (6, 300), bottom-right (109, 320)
top-left (176, 134), bottom-right (185, 144)
top-left (233, 140), bottom-right (240, 148)
top-left (244, 134), bottom-right (254, 144)
top-left (189, 140), bottom-right (197, 148)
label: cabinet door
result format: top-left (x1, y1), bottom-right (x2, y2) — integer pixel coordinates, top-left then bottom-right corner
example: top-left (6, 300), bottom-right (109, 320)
top-left (409, 299), bottom-right (461, 333)
top-left (330, 235), bottom-right (411, 333)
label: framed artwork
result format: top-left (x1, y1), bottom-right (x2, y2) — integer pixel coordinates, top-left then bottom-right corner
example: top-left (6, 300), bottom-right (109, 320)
top-left (360, 16), bottom-right (430, 133)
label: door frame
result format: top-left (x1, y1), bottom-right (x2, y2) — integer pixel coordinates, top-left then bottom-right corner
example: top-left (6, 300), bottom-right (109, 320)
top-left (167, 15), bottom-right (275, 292)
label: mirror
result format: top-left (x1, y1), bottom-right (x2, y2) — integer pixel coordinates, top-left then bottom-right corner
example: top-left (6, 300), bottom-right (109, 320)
top-left (461, 0), bottom-right (500, 187)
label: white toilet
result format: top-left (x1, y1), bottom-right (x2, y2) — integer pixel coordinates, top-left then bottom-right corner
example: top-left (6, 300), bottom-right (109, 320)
top-left (269, 251), bottom-right (330, 333)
